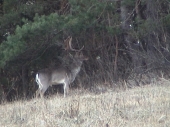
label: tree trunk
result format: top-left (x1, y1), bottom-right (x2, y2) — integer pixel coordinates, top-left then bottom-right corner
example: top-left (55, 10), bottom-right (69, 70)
top-left (120, 0), bottom-right (144, 73)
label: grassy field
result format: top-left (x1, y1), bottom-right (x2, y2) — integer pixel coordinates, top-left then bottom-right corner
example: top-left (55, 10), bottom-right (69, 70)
top-left (0, 79), bottom-right (170, 127)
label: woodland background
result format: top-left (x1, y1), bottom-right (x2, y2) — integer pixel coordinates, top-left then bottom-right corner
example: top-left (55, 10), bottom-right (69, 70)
top-left (0, 0), bottom-right (170, 101)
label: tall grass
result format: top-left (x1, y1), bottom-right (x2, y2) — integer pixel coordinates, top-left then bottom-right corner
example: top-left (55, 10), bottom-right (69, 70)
top-left (0, 79), bottom-right (170, 127)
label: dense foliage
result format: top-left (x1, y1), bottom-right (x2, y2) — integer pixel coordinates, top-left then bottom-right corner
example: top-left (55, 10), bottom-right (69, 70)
top-left (0, 0), bottom-right (170, 101)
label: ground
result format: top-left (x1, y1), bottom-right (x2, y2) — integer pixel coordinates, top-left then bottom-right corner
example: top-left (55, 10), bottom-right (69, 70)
top-left (0, 78), bottom-right (170, 127)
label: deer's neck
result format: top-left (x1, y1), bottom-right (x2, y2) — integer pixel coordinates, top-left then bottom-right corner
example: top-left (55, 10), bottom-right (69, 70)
top-left (70, 60), bottom-right (83, 83)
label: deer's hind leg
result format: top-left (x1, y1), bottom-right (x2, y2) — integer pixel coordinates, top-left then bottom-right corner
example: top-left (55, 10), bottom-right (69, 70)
top-left (36, 82), bottom-right (49, 98)
top-left (36, 89), bottom-right (40, 98)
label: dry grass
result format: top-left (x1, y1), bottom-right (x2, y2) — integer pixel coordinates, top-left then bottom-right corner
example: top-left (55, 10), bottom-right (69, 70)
top-left (0, 79), bottom-right (170, 127)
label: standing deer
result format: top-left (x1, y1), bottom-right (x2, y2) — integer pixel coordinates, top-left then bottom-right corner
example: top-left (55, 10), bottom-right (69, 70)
top-left (35, 37), bottom-right (88, 98)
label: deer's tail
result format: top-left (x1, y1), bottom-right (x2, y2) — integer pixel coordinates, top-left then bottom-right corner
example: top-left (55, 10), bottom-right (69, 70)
top-left (35, 73), bottom-right (43, 90)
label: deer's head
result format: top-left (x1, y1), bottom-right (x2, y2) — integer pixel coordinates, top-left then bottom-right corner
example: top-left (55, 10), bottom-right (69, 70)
top-left (64, 36), bottom-right (88, 61)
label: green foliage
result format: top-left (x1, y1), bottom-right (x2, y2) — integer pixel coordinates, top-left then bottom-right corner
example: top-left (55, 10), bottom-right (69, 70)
top-left (0, 0), bottom-right (48, 54)
top-left (106, 26), bottom-right (121, 35)
top-left (68, 0), bottom-right (118, 34)
top-left (0, 13), bottom-right (61, 67)
top-left (0, 12), bottom-right (21, 27)
top-left (162, 14), bottom-right (170, 32)
top-left (121, 0), bottom-right (136, 7)
top-left (3, 0), bottom-right (18, 13)
top-left (1, 0), bottom-right (170, 100)
top-left (0, 0), bottom-right (121, 68)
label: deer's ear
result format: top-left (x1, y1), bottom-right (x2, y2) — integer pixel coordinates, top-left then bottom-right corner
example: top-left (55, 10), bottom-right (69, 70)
top-left (68, 36), bottom-right (72, 44)
top-left (64, 36), bottom-right (72, 50)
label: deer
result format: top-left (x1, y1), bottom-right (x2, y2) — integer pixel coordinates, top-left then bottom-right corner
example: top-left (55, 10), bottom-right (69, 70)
top-left (35, 36), bottom-right (88, 98)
